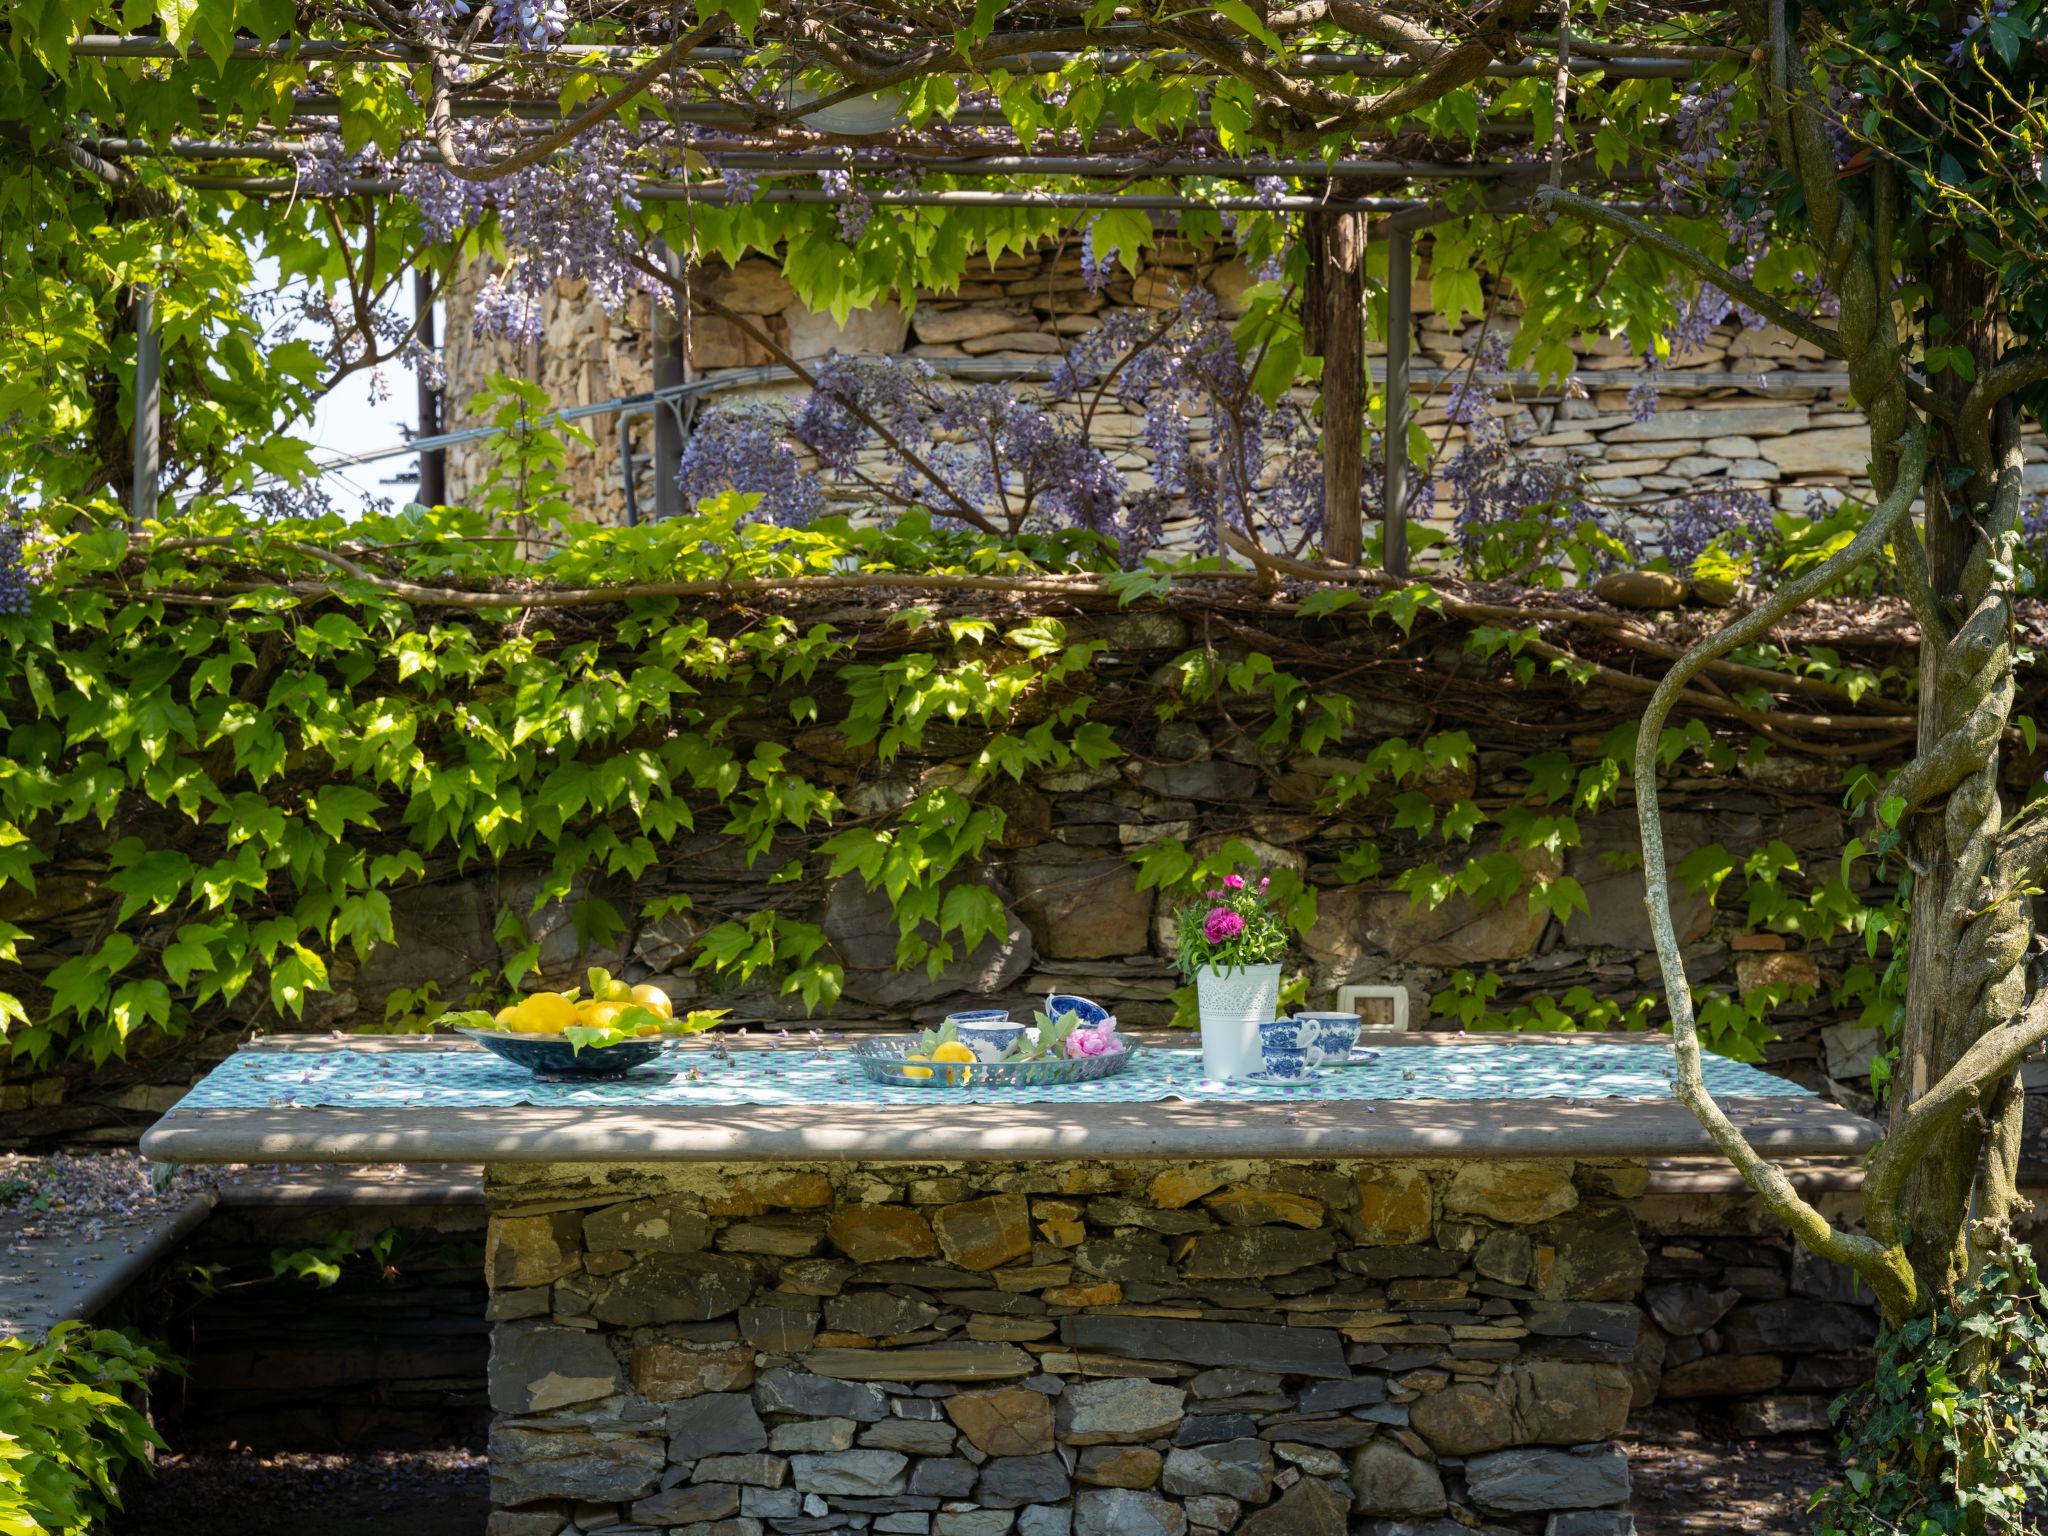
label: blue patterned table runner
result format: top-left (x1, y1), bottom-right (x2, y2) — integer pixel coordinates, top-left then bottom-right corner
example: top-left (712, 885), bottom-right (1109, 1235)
top-left (172, 1039), bottom-right (1810, 1112)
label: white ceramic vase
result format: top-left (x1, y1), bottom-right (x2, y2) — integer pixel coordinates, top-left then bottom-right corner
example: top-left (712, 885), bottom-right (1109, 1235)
top-left (1195, 962), bottom-right (1282, 1080)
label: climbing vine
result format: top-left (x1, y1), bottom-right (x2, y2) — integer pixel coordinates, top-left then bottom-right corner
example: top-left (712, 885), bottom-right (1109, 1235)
top-left (0, 391), bottom-right (1951, 1080)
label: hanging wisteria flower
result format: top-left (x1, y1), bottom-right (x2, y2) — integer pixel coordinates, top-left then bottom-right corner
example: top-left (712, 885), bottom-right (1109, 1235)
top-left (719, 165), bottom-right (759, 204)
top-left (821, 167), bottom-right (873, 243)
top-left (492, 0), bottom-right (567, 51)
top-left (407, 125), bottom-right (659, 343)
top-left (0, 504), bottom-right (40, 616)
top-left (1079, 221), bottom-right (1116, 292)
top-left (1628, 378), bottom-right (1660, 424)
top-left (674, 405), bottom-right (822, 526)
top-left (1663, 486), bottom-right (1779, 575)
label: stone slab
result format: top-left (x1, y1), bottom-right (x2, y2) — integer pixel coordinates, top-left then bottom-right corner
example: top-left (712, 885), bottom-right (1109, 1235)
top-left (0, 1193), bottom-right (213, 1341)
top-left (1058, 1316), bottom-right (1349, 1379)
top-left (144, 1075), bottom-right (1873, 1167)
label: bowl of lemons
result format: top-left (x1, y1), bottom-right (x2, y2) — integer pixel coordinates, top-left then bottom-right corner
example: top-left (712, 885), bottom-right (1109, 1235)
top-left (438, 969), bottom-right (725, 1078)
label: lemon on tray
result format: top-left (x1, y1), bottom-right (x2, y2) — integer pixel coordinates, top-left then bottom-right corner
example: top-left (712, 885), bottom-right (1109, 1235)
top-left (928, 1039), bottom-right (978, 1084)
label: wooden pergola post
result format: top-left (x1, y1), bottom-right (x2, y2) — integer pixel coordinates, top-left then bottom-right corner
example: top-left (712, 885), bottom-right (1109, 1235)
top-left (1304, 190), bottom-right (1368, 566)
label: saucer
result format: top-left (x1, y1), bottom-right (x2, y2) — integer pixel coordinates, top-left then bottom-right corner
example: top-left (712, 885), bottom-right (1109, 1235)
top-left (1243, 1069), bottom-right (1322, 1086)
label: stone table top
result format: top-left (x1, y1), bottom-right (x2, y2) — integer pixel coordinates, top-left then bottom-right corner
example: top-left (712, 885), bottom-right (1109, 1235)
top-left (140, 1033), bottom-right (1880, 1166)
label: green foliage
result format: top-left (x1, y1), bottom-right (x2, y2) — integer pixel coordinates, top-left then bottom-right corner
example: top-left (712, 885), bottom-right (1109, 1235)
top-left (1812, 1244), bottom-right (2048, 1536)
top-left (0, 1324), bottom-right (176, 1536)
top-left (0, 389), bottom-right (1910, 1065)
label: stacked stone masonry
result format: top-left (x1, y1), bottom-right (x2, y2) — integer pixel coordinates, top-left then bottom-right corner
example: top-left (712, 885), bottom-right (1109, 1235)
top-left (478, 1156), bottom-right (1921, 1536)
top-left (440, 239), bottom-right (2048, 550)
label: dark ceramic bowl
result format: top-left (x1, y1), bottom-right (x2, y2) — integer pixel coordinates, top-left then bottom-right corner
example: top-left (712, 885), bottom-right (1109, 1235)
top-left (455, 1026), bottom-right (673, 1078)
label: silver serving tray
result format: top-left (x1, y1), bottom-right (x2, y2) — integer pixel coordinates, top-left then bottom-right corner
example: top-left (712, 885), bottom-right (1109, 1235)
top-left (852, 1037), bottom-right (1141, 1088)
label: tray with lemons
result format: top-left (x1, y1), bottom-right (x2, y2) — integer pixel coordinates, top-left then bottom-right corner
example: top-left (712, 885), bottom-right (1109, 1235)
top-left (437, 969), bottom-right (726, 1077)
top-left (852, 1009), bottom-right (1136, 1088)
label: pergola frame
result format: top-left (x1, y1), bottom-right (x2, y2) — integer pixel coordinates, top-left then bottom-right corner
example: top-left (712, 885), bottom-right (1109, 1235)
top-left (58, 1), bottom-right (1727, 563)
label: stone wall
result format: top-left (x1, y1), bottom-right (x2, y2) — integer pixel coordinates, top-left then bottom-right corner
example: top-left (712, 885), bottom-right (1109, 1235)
top-left (481, 1156), bottom-right (1653, 1536)
top-left (438, 239), bottom-right (2048, 554)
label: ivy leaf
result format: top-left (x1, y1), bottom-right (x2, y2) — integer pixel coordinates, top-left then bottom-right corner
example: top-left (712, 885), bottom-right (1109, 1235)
top-left (270, 945), bottom-right (329, 1018)
top-left (1528, 875), bottom-right (1590, 927)
top-left (306, 786), bottom-right (385, 839)
top-left (1391, 792), bottom-right (1437, 837)
top-left (939, 883), bottom-right (1006, 953)
top-left (105, 846), bottom-right (196, 924)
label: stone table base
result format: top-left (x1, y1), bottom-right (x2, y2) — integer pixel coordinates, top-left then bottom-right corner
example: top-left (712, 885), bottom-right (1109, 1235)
top-left (482, 1156), bottom-right (1651, 1536)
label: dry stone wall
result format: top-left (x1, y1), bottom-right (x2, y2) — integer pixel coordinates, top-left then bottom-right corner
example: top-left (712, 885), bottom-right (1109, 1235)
top-left (480, 1156), bottom-right (1656, 1536)
top-left (439, 241), bottom-right (2048, 555)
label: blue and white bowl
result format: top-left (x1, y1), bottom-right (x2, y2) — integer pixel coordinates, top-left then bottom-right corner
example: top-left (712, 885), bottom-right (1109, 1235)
top-left (945, 1011), bottom-right (1028, 1061)
top-left (1044, 993), bottom-right (1112, 1028)
top-left (1292, 1011), bottom-right (1362, 1059)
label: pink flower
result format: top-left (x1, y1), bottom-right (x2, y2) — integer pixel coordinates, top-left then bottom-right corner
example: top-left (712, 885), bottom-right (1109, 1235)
top-left (1223, 873), bottom-right (1245, 890)
top-left (1065, 1023), bottom-right (1122, 1058)
top-left (1204, 907), bottom-right (1246, 944)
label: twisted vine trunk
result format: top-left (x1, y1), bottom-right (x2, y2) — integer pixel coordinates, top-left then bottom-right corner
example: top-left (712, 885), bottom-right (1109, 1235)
top-left (1605, 0), bottom-right (2048, 1330)
top-left (1883, 249), bottom-right (2031, 1298)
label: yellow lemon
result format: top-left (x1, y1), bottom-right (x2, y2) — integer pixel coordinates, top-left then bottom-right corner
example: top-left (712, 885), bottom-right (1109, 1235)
top-left (493, 1005), bottom-right (520, 1028)
top-left (931, 1039), bottom-right (976, 1084)
top-left (629, 984), bottom-right (674, 1019)
top-left (901, 1053), bottom-right (933, 1080)
top-left (582, 1001), bottom-right (629, 1029)
top-left (512, 992), bottom-right (580, 1035)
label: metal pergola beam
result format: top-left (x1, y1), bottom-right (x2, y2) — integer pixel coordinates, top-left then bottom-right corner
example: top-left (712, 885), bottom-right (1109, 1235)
top-left (86, 139), bottom-right (1565, 182)
top-left (179, 174), bottom-right (1663, 218)
top-left (66, 33), bottom-right (1705, 78)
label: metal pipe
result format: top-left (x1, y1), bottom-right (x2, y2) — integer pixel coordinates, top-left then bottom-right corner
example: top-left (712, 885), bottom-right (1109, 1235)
top-left (67, 33), bottom-right (1702, 77)
top-left (1383, 229), bottom-right (1412, 578)
top-left (619, 412), bottom-right (642, 526)
top-left (651, 241), bottom-right (687, 520)
top-left (88, 138), bottom-right (1551, 182)
top-left (185, 174), bottom-right (1663, 217)
top-left (130, 285), bottom-right (161, 527)
top-left (260, 361), bottom-right (1864, 484)
top-left (414, 270), bottom-right (446, 506)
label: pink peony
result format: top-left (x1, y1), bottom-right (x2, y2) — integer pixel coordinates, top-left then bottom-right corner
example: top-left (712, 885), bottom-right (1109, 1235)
top-left (1204, 906), bottom-right (1246, 944)
top-left (1065, 1022), bottom-right (1122, 1058)
top-left (1223, 873), bottom-right (1245, 890)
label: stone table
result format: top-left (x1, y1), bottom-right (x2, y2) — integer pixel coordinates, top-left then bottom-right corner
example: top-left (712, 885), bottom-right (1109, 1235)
top-left (144, 1034), bottom-right (1877, 1536)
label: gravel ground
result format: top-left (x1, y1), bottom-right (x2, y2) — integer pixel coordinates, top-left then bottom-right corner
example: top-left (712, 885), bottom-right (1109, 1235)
top-left (1628, 1421), bottom-right (1838, 1535)
top-left (112, 1448), bottom-right (489, 1536)
top-left (0, 1150), bottom-right (222, 1240)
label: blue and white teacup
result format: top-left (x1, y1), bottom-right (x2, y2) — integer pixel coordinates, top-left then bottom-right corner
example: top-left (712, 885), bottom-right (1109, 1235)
top-left (1257, 1018), bottom-right (1326, 1079)
top-left (1045, 993), bottom-right (1111, 1028)
top-left (1292, 1011), bottom-right (1361, 1059)
top-left (945, 1010), bottom-right (1026, 1061)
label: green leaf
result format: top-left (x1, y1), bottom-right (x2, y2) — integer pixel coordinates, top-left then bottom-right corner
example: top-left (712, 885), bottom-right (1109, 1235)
top-left (306, 786), bottom-right (385, 839)
top-left (1212, 0), bottom-right (1284, 53)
